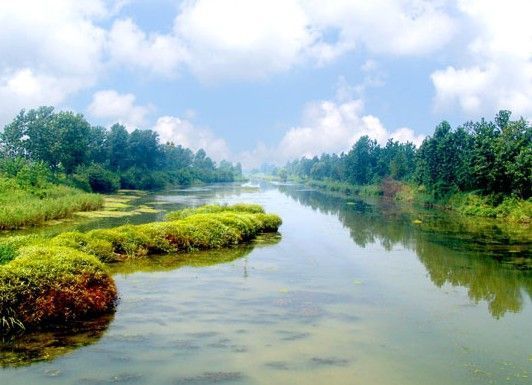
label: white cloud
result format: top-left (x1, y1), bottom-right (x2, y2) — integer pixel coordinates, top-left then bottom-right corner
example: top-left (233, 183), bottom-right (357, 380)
top-left (276, 97), bottom-right (423, 161)
top-left (0, 0), bottom-right (112, 126)
top-left (241, 92), bottom-right (424, 168)
top-left (431, 0), bottom-right (532, 118)
top-left (104, 0), bottom-right (457, 81)
top-left (304, 0), bottom-right (456, 58)
top-left (154, 116), bottom-right (231, 161)
top-left (88, 90), bottom-right (151, 130)
top-left (174, 0), bottom-right (312, 80)
top-left (107, 18), bottom-right (187, 77)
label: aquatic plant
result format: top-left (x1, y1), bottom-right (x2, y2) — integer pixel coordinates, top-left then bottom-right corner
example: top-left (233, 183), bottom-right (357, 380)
top-left (0, 203), bottom-right (281, 335)
top-left (53, 206), bottom-right (282, 261)
top-left (166, 203), bottom-right (265, 221)
top-left (0, 246), bottom-right (117, 335)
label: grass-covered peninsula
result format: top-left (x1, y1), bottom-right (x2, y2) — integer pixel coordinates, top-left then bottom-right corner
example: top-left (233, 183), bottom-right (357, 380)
top-left (0, 204), bottom-right (282, 336)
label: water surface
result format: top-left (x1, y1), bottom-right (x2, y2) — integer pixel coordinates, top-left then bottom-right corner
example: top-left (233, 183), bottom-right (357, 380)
top-left (1, 183), bottom-right (530, 384)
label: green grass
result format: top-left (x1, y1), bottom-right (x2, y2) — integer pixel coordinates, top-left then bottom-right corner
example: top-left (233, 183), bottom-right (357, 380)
top-left (52, 205), bottom-right (282, 261)
top-left (166, 203), bottom-right (265, 220)
top-left (304, 177), bottom-right (531, 223)
top-left (448, 193), bottom-right (532, 223)
top-left (0, 246), bottom-right (117, 335)
top-left (0, 176), bottom-right (103, 230)
top-left (0, 204), bottom-right (282, 334)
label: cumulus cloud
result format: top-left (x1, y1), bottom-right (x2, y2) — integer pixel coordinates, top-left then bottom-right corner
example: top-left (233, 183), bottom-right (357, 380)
top-left (154, 116), bottom-right (231, 161)
top-left (107, 18), bottom-right (187, 77)
top-left (431, 0), bottom-right (532, 118)
top-left (277, 98), bottom-right (423, 160)
top-left (240, 93), bottom-right (424, 168)
top-left (88, 90), bottom-right (152, 130)
top-left (0, 0), bottom-right (112, 125)
top-left (175, 0), bottom-right (312, 80)
top-left (104, 0), bottom-right (457, 81)
top-left (304, 0), bottom-right (456, 59)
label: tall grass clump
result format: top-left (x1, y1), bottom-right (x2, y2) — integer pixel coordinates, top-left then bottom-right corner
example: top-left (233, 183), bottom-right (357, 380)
top-left (0, 246), bottom-right (117, 335)
top-left (51, 204), bottom-right (282, 261)
top-left (0, 174), bottom-right (103, 230)
top-left (448, 193), bottom-right (532, 223)
top-left (166, 203), bottom-right (265, 221)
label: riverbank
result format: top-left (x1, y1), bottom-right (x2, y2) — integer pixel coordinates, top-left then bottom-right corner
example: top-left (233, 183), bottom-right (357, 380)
top-left (0, 204), bottom-right (282, 335)
top-left (283, 178), bottom-right (531, 223)
top-left (0, 176), bottom-right (103, 230)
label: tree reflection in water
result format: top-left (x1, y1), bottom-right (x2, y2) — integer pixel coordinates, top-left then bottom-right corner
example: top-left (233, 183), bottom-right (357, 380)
top-left (279, 185), bottom-right (531, 319)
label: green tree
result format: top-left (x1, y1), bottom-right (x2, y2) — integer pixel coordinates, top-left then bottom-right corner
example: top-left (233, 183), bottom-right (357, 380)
top-left (107, 124), bottom-right (130, 171)
top-left (51, 111), bottom-right (91, 174)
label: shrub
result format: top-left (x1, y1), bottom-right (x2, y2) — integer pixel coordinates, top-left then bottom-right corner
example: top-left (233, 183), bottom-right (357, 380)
top-left (74, 164), bottom-right (120, 193)
top-left (120, 168), bottom-right (167, 191)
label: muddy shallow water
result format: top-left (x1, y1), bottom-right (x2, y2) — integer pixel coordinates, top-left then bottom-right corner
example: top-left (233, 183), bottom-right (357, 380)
top-left (1, 183), bottom-right (530, 384)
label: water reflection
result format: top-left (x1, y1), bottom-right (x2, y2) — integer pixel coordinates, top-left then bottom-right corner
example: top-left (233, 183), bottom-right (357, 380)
top-left (279, 185), bottom-right (532, 318)
top-left (0, 234), bottom-right (281, 367)
top-left (110, 234), bottom-right (281, 276)
top-left (0, 315), bottom-right (114, 368)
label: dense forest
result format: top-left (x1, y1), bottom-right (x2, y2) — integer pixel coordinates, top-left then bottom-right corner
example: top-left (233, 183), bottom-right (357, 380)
top-left (0, 106), bottom-right (242, 193)
top-left (277, 111), bottom-right (531, 199)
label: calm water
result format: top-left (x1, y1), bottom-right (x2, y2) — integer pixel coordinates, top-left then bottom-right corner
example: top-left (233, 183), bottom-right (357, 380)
top-left (1, 183), bottom-right (531, 384)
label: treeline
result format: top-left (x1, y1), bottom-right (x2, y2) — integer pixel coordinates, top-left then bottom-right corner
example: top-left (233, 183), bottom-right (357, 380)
top-left (277, 111), bottom-right (531, 200)
top-left (0, 106), bottom-right (242, 192)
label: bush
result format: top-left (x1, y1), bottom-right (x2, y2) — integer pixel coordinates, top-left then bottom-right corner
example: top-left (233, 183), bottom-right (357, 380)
top-left (74, 164), bottom-right (120, 193)
top-left (120, 168), bottom-right (167, 191)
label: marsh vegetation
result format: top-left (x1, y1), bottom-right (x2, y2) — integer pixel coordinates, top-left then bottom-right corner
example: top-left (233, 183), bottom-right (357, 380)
top-left (0, 204), bottom-right (281, 336)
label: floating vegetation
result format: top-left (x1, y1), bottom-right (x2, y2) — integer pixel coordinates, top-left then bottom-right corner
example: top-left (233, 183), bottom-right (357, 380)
top-left (310, 356), bottom-right (350, 367)
top-left (174, 371), bottom-right (244, 384)
top-left (74, 191), bottom-right (160, 219)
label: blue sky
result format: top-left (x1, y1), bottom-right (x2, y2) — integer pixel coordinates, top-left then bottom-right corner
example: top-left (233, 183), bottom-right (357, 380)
top-left (1, 0), bottom-right (530, 167)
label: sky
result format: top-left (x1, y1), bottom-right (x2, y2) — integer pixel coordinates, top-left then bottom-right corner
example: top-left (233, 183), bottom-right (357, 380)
top-left (0, 0), bottom-right (531, 168)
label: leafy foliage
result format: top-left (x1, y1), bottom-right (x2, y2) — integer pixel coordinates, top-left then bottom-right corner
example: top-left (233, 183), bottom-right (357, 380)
top-left (0, 106), bottom-right (243, 192)
top-left (276, 111), bottom-right (531, 216)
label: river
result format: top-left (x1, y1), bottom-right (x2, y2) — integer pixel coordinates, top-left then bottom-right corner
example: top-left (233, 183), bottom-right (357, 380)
top-left (1, 183), bottom-right (530, 384)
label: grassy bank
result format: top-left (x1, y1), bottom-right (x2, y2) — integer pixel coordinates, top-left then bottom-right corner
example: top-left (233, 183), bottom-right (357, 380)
top-left (0, 175), bottom-right (103, 230)
top-left (297, 178), bottom-right (531, 223)
top-left (0, 204), bottom-right (282, 335)
top-left (446, 193), bottom-right (531, 223)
